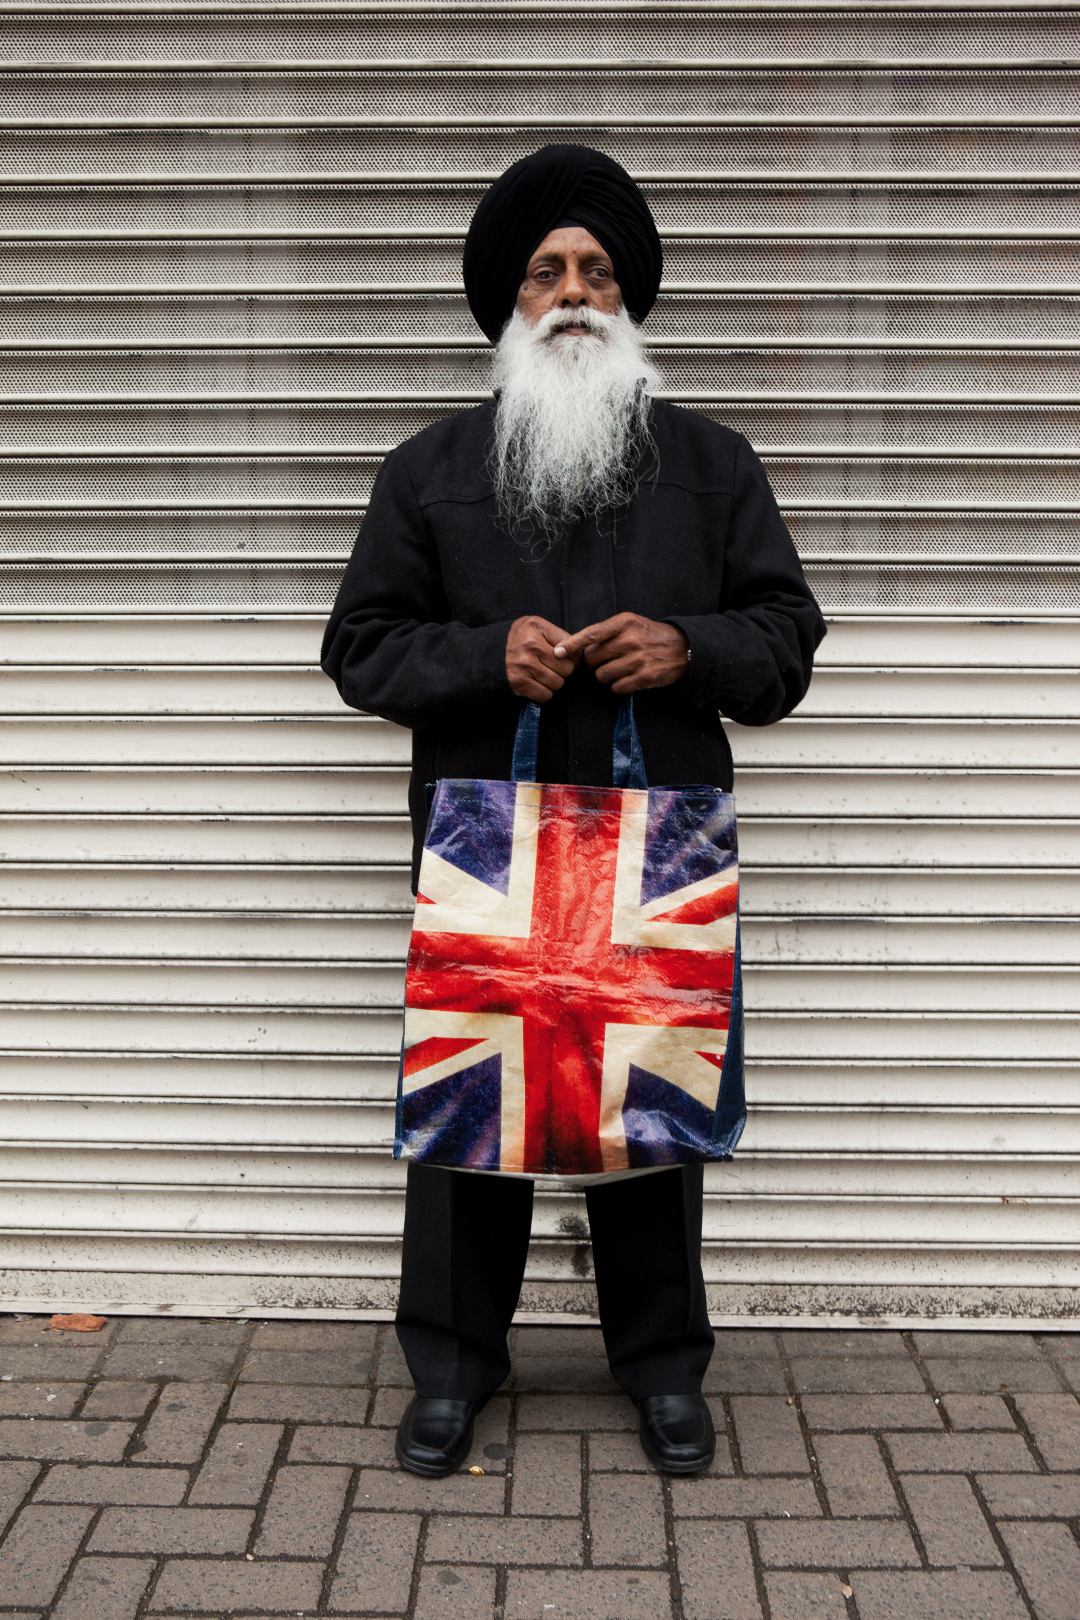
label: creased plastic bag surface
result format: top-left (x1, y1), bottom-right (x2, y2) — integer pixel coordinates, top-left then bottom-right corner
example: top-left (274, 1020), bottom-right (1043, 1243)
top-left (396, 777), bottom-right (744, 1176)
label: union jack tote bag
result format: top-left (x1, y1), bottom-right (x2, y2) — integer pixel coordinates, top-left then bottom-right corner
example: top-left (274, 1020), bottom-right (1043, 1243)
top-left (395, 698), bottom-right (745, 1176)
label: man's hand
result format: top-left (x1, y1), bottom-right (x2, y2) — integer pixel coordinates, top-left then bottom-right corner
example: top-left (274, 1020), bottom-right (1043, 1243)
top-left (505, 615), bottom-right (580, 702)
top-left (557, 613), bottom-right (690, 694)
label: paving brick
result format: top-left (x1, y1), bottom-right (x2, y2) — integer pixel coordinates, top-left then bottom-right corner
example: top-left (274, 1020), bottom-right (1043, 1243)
top-left (370, 1387), bottom-right (411, 1428)
top-left (703, 1356), bottom-right (787, 1394)
top-left (1013, 1393), bottom-right (1080, 1470)
top-left (588, 1431), bottom-right (651, 1471)
top-left (780, 1331), bottom-right (907, 1358)
top-left (516, 1394), bottom-right (635, 1431)
top-left (900, 1474), bottom-right (1001, 1566)
top-left (425, 1515), bottom-right (583, 1565)
top-left (1054, 1362), bottom-right (1080, 1395)
top-left (801, 1394), bottom-right (942, 1432)
top-left (588, 1473), bottom-right (666, 1566)
top-left (512, 1326), bottom-right (607, 1357)
top-left (51, 1556), bottom-right (153, 1620)
top-left (0, 1504), bottom-right (94, 1604)
top-left (851, 1570), bottom-right (1029, 1620)
top-left (238, 1348), bottom-right (373, 1386)
top-left (885, 1432), bottom-right (1037, 1472)
top-left (188, 1422), bottom-right (281, 1505)
top-left (0, 1462), bottom-right (38, 1533)
top-left (977, 1472), bottom-right (1080, 1517)
top-left (472, 1395), bottom-right (511, 1472)
top-left (115, 1318), bottom-right (247, 1345)
top-left (765, 1572), bottom-right (850, 1618)
top-left (288, 1425), bottom-right (390, 1467)
top-left (79, 1383), bottom-right (156, 1421)
top-left (227, 1385), bottom-right (370, 1424)
top-left (731, 1396), bottom-right (810, 1474)
top-left (0, 1386), bottom-right (83, 1419)
top-left (923, 1358), bottom-right (1063, 1394)
top-left (416, 1565), bottom-right (497, 1618)
top-left (912, 1332), bottom-right (1040, 1359)
top-left (998, 1521), bottom-right (1080, 1620)
top-left (815, 1435), bottom-right (900, 1517)
top-left (789, 1358), bottom-right (925, 1395)
top-left (131, 1383), bottom-right (226, 1465)
top-left (35, 1466), bottom-right (186, 1505)
top-left (504, 1568), bottom-right (673, 1618)
top-left (671, 1477), bottom-right (822, 1519)
top-left (248, 1321), bottom-right (378, 1351)
top-left (512, 1357), bottom-right (621, 1394)
top-left (676, 1519), bottom-right (761, 1620)
top-left (149, 1558), bottom-right (323, 1611)
top-left (354, 1467), bottom-right (506, 1514)
top-left (0, 1420), bottom-right (133, 1462)
top-left (511, 1433), bottom-right (581, 1516)
top-left (328, 1511), bottom-right (420, 1613)
top-left (1037, 1333), bottom-right (1080, 1363)
top-left (712, 1329), bottom-right (781, 1358)
top-left (941, 1394), bottom-right (1017, 1430)
top-left (0, 1348), bottom-right (103, 1380)
top-left (256, 1463), bottom-right (350, 1557)
top-left (756, 1519), bottom-right (919, 1570)
top-left (101, 1345), bottom-right (240, 1382)
top-left (91, 1504), bottom-right (253, 1553)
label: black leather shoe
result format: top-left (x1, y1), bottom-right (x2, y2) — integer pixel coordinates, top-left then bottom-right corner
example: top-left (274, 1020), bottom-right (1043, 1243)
top-left (637, 1394), bottom-right (715, 1474)
top-left (395, 1396), bottom-right (480, 1477)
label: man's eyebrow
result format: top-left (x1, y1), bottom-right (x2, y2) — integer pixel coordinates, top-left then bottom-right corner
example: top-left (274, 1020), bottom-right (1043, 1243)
top-left (527, 249), bottom-right (613, 271)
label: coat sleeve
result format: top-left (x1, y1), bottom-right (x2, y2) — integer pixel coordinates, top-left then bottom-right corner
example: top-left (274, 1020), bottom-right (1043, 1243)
top-left (320, 447), bottom-right (514, 728)
top-left (665, 435), bottom-right (826, 725)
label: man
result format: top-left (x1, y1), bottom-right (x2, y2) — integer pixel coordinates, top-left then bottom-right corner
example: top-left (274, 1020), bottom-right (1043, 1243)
top-left (322, 145), bottom-right (825, 1477)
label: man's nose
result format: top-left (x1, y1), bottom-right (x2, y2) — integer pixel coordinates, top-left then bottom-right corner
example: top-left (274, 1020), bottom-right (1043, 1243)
top-left (558, 265), bottom-right (590, 305)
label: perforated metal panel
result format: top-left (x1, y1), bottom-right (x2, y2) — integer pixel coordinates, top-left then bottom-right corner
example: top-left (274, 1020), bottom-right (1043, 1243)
top-left (1, 3), bottom-right (1078, 1325)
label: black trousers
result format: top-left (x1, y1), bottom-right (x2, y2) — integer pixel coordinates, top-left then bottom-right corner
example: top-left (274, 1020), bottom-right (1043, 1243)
top-left (395, 1160), bottom-right (714, 1402)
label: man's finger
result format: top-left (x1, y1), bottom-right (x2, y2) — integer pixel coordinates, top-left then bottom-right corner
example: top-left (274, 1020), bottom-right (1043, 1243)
top-left (582, 635), bottom-right (629, 668)
top-left (593, 654), bottom-right (640, 686)
top-left (521, 619), bottom-right (577, 667)
top-left (558, 616), bottom-right (626, 657)
top-left (518, 677), bottom-right (557, 702)
top-left (531, 646), bottom-right (575, 676)
top-left (529, 617), bottom-right (574, 647)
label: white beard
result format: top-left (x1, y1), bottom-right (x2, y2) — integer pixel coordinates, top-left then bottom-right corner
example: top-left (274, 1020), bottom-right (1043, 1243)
top-left (490, 304), bottom-right (661, 535)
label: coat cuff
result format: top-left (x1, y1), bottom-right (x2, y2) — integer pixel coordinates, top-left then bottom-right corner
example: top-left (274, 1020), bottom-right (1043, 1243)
top-left (469, 618), bottom-right (516, 696)
top-left (663, 614), bottom-right (727, 707)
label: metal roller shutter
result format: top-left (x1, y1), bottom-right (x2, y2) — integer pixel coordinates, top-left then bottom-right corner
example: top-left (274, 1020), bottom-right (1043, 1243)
top-left (0, 3), bottom-right (1077, 1326)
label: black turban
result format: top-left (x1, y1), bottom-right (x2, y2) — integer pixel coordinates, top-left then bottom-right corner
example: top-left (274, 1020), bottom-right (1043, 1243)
top-left (463, 144), bottom-right (663, 342)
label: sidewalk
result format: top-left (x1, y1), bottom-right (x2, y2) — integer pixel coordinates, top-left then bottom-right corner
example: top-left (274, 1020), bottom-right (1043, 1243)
top-left (0, 1314), bottom-right (1077, 1619)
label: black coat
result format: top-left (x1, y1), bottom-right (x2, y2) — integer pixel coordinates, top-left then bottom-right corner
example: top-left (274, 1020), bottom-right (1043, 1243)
top-left (322, 400), bottom-right (826, 887)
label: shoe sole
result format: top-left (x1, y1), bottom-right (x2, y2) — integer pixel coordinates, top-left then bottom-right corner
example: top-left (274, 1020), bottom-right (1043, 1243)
top-left (394, 1426), bottom-right (475, 1478)
top-left (638, 1426), bottom-right (715, 1476)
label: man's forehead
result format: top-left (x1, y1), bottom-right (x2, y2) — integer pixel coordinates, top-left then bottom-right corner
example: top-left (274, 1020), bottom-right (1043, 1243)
top-left (527, 227), bottom-right (611, 266)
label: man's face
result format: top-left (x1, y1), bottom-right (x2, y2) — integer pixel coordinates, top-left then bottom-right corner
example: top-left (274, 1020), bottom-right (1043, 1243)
top-left (516, 227), bottom-right (623, 332)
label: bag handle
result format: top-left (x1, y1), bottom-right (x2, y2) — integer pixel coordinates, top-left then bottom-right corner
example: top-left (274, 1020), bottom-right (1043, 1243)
top-left (512, 696), bottom-right (648, 790)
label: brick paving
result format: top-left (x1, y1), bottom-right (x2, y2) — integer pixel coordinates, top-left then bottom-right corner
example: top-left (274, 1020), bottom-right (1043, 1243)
top-left (0, 1316), bottom-right (1076, 1618)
